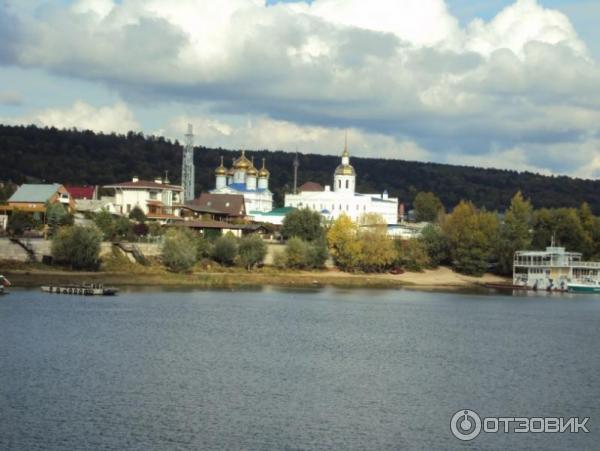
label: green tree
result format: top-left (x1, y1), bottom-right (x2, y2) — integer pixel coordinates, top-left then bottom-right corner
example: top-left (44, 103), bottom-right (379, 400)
top-left (93, 209), bottom-right (114, 240)
top-left (46, 202), bottom-right (69, 236)
top-left (238, 234), bottom-right (267, 270)
top-left (419, 224), bottom-right (449, 267)
top-left (413, 192), bottom-right (444, 222)
top-left (532, 208), bottom-right (587, 253)
top-left (442, 201), bottom-right (499, 276)
top-left (496, 191), bottom-right (533, 275)
top-left (113, 216), bottom-right (133, 240)
top-left (7, 209), bottom-right (36, 236)
top-left (212, 233), bottom-right (238, 266)
top-left (128, 206), bottom-right (146, 223)
top-left (578, 202), bottom-right (600, 259)
top-left (394, 239), bottom-right (430, 271)
top-left (52, 225), bottom-right (102, 270)
top-left (161, 228), bottom-right (197, 272)
top-left (281, 208), bottom-right (324, 242)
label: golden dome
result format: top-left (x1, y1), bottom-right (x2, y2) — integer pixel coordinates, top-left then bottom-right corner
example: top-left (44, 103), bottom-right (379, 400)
top-left (335, 164), bottom-right (356, 176)
top-left (247, 157), bottom-right (258, 176)
top-left (258, 157), bottom-right (270, 178)
top-left (215, 156), bottom-right (227, 176)
top-left (233, 150), bottom-right (252, 170)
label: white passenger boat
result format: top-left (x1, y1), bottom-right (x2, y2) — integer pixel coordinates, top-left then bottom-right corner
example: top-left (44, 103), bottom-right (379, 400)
top-left (513, 246), bottom-right (600, 292)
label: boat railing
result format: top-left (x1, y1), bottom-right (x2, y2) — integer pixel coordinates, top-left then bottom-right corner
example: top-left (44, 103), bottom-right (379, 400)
top-left (513, 260), bottom-right (600, 269)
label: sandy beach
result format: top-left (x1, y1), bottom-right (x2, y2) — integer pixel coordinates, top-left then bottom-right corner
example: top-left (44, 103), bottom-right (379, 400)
top-left (0, 262), bottom-right (509, 290)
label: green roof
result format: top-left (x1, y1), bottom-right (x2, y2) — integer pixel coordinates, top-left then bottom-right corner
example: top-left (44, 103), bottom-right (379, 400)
top-left (250, 207), bottom-right (296, 216)
top-left (9, 184), bottom-right (61, 203)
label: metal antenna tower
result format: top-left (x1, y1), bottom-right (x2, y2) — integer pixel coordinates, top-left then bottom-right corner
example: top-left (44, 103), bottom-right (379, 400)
top-left (182, 123), bottom-right (195, 202)
top-left (293, 150), bottom-right (299, 194)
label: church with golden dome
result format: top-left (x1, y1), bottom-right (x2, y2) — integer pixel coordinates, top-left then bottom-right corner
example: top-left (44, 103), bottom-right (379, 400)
top-left (210, 150), bottom-right (273, 212)
top-left (284, 138), bottom-right (399, 224)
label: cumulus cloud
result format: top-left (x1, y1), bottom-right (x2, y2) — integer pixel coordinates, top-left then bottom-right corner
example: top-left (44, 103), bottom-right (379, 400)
top-left (9, 100), bottom-right (141, 134)
top-left (165, 113), bottom-right (433, 162)
top-left (1, 0), bottom-right (599, 177)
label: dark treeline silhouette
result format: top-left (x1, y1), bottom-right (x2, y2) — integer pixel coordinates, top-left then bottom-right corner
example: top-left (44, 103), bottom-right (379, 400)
top-left (2, 123), bottom-right (600, 211)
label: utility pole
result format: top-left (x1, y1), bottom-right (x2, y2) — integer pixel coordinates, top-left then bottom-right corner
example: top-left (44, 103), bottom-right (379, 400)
top-left (181, 124), bottom-right (195, 202)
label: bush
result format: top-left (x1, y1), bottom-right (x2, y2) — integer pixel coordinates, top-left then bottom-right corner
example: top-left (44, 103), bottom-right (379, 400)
top-left (196, 236), bottom-right (213, 260)
top-left (355, 228), bottom-right (396, 273)
top-left (147, 221), bottom-right (164, 237)
top-left (281, 208), bottom-right (324, 242)
top-left (113, 216), bottom-right (134, 240)
top-left (394, 239), bottom-right (430, 272)
top-left (7, 210), bottom-right (37, 236)
top-left (161, 228), bottom-right (197, 272)
top-left (238, 234), bottom-right (267, 270)
top-left (94, 209), bottom-right (114, 240)
top-left (280, 237), bottom-right (328, 269)
top-left (212, 233), bottom-right (238, 266)
top-left (133, 222), bottom-right (149, 237)
top-left (128, 206), bottom-right (146, 222)
top-left (51, 225), bottom-right (103, 270)
top-left (306, 239), bottom-right (329, 269)
top-left (284, 237), bottom-right (308, 269)
top-left (419, 224), bottom-right (449, 267)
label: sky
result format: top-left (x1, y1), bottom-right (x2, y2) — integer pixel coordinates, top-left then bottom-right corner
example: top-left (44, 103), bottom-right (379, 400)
top-left (1, 0), bottom-right (600, 178)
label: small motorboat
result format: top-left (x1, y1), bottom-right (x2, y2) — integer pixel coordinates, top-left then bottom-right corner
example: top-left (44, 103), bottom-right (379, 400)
top-left (567, 282), bottom-right (600, 294)
top-left (41, 283), bottom-right (119, 296)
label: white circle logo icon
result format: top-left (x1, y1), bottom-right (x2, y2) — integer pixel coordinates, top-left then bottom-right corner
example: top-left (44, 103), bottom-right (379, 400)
top-left (451, 409), bottom-right (482, 441)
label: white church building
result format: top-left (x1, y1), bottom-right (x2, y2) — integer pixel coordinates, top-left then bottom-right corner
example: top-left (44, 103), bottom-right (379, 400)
top-left (284, 142), bottom-right (399, 224)
top-left (210, 151), bottom-right (274, 213)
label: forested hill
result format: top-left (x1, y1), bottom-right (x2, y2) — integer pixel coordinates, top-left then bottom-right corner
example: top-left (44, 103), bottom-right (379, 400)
top-left (1, 123), bottom-right (599, 212)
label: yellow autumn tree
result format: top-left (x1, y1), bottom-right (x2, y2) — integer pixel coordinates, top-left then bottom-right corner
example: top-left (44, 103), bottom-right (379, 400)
top-left (327, 214), bottom-right (361, 271)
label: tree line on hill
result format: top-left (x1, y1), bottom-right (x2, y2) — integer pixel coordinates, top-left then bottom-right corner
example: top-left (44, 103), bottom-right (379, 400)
top-left (2, 124), bottom-right (600, 212)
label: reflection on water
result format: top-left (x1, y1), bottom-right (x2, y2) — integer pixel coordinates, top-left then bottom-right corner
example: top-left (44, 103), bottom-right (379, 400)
top-left (1, 287), bottom-right (599, 450)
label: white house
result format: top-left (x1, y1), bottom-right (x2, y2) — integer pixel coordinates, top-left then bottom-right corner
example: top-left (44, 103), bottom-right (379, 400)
top-left (104, 177), bottom-right (183, 221)
top-left (210, 152), bottom-right (274, 213)
top-left (284, 142), bottom-right (399, 224)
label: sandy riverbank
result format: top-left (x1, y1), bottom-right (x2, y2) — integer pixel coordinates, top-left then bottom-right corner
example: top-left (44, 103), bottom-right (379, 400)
top-left (0, 262), bottom-right (509, 290)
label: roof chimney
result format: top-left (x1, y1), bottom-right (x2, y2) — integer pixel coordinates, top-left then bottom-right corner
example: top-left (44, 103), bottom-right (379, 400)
top-left (132, 176), bottom-right (139, 183)
top-left (154, 177), bottom-right (162, 184)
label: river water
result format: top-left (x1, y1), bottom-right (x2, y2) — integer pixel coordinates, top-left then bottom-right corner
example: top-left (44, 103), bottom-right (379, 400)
top-left (1, 287), bottom-right (599, 450)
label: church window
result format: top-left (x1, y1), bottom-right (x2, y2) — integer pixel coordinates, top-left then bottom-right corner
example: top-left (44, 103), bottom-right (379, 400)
top-left (346, 180), bottom-right (349, 189)
top-left (339, 204), bottom-right (342, 211)
top-left (346, 205), bottom-right (349, 211)
top-left (338, 180), bottom-right (341, 189)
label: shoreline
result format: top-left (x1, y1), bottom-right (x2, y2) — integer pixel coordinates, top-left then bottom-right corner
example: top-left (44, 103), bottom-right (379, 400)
top-left (1, 264), bottom-right (509, 291)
